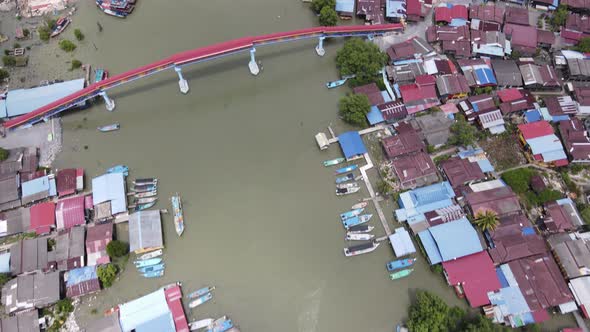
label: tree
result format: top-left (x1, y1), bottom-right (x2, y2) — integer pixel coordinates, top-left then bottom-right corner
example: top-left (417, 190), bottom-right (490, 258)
top-left (59, 40), bottom-right (76, 52)
top-left (407, 290), bottom-right (450, 332)
top-left (0, 69), bottom-right (9, 82)
top-left (2, 55), bottom-right (15, 67)
top-left (501, 168), bottom-right (534, 194)
top-left (97, 263), bottom-right (117, 287)
top-left (338, 94), bottom-right (370, 127)
top-left (446, 306), bottom-right (467, 331)
top-left (509, 49), bottom-right (521, 60)
top-left (551, 5), bottom-right (568, 29)
top-left (106, 240), bottom-right (129, 258)
top-left (474, 210), bottom-right (499, 231)
top-left (580, 206), bottom-right (590, 225)
top-left (536, 189), bottom-right (563, 204)
top-left (576, 37), bottom-right (590, 53)
top-left (70, 59), bottom-right (82, 70)
top-left (335, 38), bottom-right (388, 84)
top-left (319, 7), bottom-right (338, 26)
top-left (311, 0), bottom-right (335, 13)
top-left (74, 29), bottom-right (84, 41)
top-left (38, 26), bottom-right (51, 41)
top-left (448, 114), bottom-right (477, 147)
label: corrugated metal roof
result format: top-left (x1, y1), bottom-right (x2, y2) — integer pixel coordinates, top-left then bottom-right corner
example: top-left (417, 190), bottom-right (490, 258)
top-left (129, 211), bottom-right (163, 253)
top-left (427, 217), bottom-right (483, 262)
top-left (119, 288), bottom-right (174, 332)
top-left (29, 202), bottom-right (55, 235)
top-left (92, 173), bottom-right (127, 215)
top-left (4, 79), bottom-right (85, 118)
top-left (164, 285), bottom-right (189, 332)
top-left (366, 106), bottom-right (385, 125)
top-left (55, 195), bottom-right (86, 230)
top-left (335, 0), bottom-right (355, 13)
top-left (338, 131), bottom-right (367, 159)
top-left (527, 134), bottom-right (565, 155)
top-left (0, 253), bottom-right (9, 274)
top-left (418, 230), bottom-right (443, 264)
top-left (443, 251), bottom-right (500, 307)
top-left (389, 227), bottom-right (416, 256)
top-left (21, 175), bottom-right (53, 200)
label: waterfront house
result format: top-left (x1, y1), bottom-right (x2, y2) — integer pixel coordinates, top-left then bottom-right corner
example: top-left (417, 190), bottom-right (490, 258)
top-left (353, 83), bottom-right (384, 106)
top-left (66, 266), bottom-right (101, 298)
top-left (381, 128), bottom-right (425, 160)
top-left (469, 4), bottom-right (504, 31)
top-left (424, 204), bottom-right (465, 227)
top-left (517, 121), bottom-right (569, 167)
top-left (55, 195), bottom-right (86, 230)
top-left (561, 14), bottom-right (590, 45)
top-left (434, 4), bottom-right (468, 26)
top-left (399, 75), bottom-right (441, 114)
top-left (86, 222), bottom-right (113, 266)
top-left (0, 147), bottom-right (38, 178)
top-left (56, 168), bottom-right (84, 197)
top-left (21, 174), bottom-right (56, 205)
top-left (491, 59), bottom-right (523, 87)
top-left (356, 0), bottom-right (384, 25)
top-left (442, 251), bottom-right (501, 307)
top-left (391, 151), bottom-right (439, 189)
top-left (405, 0), bottom-right (425, 22)
top-left (542, 199), bottom-right (583, 233)
top-left (388, 227), bottom-right (416, 257)
top-left (92, 172), bottom-right (127, 220)
top-left (439, 157), bottom-right (485, 190)
top-left (29, 202), bottom-right (55, 235)
top-left (418, 217), bottom-right (484, 265)
top-left (1, 271), bottom-right (61, 314)
top-left (10, 237), bottom-right (50, 275)
top-left (0, 310), bottom-right (40, 332)
top-left (129, 210), bottom-right (164, 254)
top-left (559, 118), bottom-right (590, 163)
top-left (395, 181), bottom-right (456, 232)
top-left (335, 0), bottom-right (355, 17)
top-left (435, 74), bottom-right (470, 100)
top-left (0, 206), bottom-right (30, 238)
top-left (465, 186), bottom-right (522, 217)
top-left (387, 62), bottom-right (427, 83)
top-left (411, 111), bottom-right (452, 147)
top-left (338, 131), bottom-right (367, 161)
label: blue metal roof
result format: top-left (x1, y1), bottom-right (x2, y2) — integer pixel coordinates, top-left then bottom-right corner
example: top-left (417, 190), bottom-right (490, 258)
top-left (419, 218), bottom-right (483, 264)
top-left (0, 99), bottom-right (6, 118)
top-left (338, 131), bottom-right (367, 159)
top-left (66, 266), bottom-right (98, 287)
top-left (381, 91), bottom-right (392, 103)
top-left (396, 182), bottom-right (455, 222)
top-left (457, 148), bottom-right (484, 159)
top-left (542, 150), bottom-right (568, 162)
top-left (4, 79), bottom-right (85, 118)
top-left (475, 68), bottom-right (497, 85)
top-left (525, 110), bottom-right (542, 123)
top-left (418, 230), bottom-right (443, 264)
top-left (449, 18), bottom-right (468, 27)
top-left (496, 267), bottom-right (509, 288)
top-left (526, 135), bottom-right (565, 156)
top-left (0, 252), bottom-right (9, 273)
top-left (119, 288), bottom-right (174, 332)
top-left (92, 173), bottom-right (127, 214)
top-left (335, 0), bottom-right (354, 13)
top-left (135, 313), bottom-right (175, 332)
top-left (477, 159), bottom-right (495, 173)
top-left (488, 286), bottom-right (531, 317)
top-left (22, 175), bottom-right (54, 198)
top-left (367, 106), bottom-right (385, 125)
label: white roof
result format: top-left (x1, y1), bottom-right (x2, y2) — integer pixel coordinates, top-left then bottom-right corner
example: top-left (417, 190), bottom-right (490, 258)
top-left (469, 179), bottom-right (505, 192)
top-left (92, 173), bottom-right (127, 215)
top-left (569, 277), bottom-right (590, 310)
top-left (118, 288), bottom-right (173, 332)
top-left (389, 227), bottom-right (416, 257)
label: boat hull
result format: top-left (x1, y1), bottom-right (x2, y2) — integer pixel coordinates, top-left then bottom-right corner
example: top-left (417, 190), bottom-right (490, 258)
top-left (189, 293), bottom-right (213, 308)
top-left (390, 268), bottom-right (413, 280)
top-left (387, 258), bottom-right (416, 271)
top-left (344, 242), bottom-right (379, 257)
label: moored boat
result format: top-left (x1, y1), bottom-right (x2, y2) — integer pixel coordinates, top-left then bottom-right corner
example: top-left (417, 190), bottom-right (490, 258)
top-left (189, 318), bottom-right (214, 331)
top-left (351, 201), bottom-right (368, 210)
top-left (97, 123), bottom-right (120, 132)
top-left (134, 190), bottom-right (157, 198)
top-left (134, 201), bottom-right (156, 211)
top-left (187, 286), bottom-right (216, 299)
top-left (344, 241), bottom-right (379, 257)
top-left (335, 173), bottom-right (355, 184)
top-left (386, 258), bottom-right (416, 272)
top-left (133, 178), bottom-right (157, 185)
top-left (390, 268), bottom-right (413, 280)
top-left (107, 164), bottom-right (128, 176)
top-left (323, 157), bottom-right (345, 167)
top-left (206, 317), bottom-right (233, 332)
top-left (347, 224), bottom-right (374, 234)
top-left (336, 182), bottom-right (359, 190)
top-left (171, 193), bottom-right (184, 236)
top-left (396, 324), bottom-right (409, 332)
top-left (143, 270), bottom-right (164, 278)
top-left (134, 196), bottom-right (157, 205)
top-left (138, 249), bottom-right (162, 260)
top-left (50, 17), bottom-right (71, 37)
top-left (189, 293), bottom-right (213, 308)
top-left (326, 78), bottom-right (347, 89)
top-left (346, 233), bottom-right (374, 241)
top-left (342, 214), bottom-right (373, 229)
top-left (138, 263), bottom-right (164, 274)
top-left (132, 184), bottom-right (156, 193)
top-left (336, 186), bottom-right (360, 196)
top-left (134, 257), bottom-right (162, 267)
top-left (340, 208), bottom-right (364, 221)
top-left (335, 164), bottom-right (358, 174)
top-left (95, 68), bottom-right (107, 83)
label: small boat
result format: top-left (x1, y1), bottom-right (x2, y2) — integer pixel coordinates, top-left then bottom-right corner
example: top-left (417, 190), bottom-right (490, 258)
top-left (187, 286), bottom-right (216, 299)
top-left (132, 184), bottom-right (157, 193)
top-left (344, 241), bottom-right (380, 257)
top-left (351, 202), bottom-right (369, 210)
top-left (50, 17), bottom-right (71, 38)
top-left (390, 268), bottom-right (413, 280)
top-left (206, 318), bottom-right (233, 332)
top-left (340, 208), bottom-right (364, 221)
top-left (133, 178), bottom-right (157, 185)
top-left (171, 194), bottom-right (184, 236)
top-left (336, 182), bottom-right (359, 190)
top-left (134, 196), bottom-right (157, 204)
top-left (143, 270), bottom-right (164, 278)
top-left (335, 173), bottom-right (355, 184)
top-left (107, 165), bottom-right (128, 177)
top-left (95, 68), bottom-right (107, 83)
top-left (189, 318), bottom-right (214, 331)
top-left (346, 233), bottom-right (374, 241)
top-left (335, 165), bottom-right (358, 174)
top-left (134, 190), bottom-right (157, 198)
top-left (189, 293), bottom-right (213, 309)
top-left (138, 263), bottom-right (165, 274)
top-left (396, 325), bottom-right (409, 332)
top-left (342, 214), bottom-right (373, 229)
top-left (347, 224), bottom-right (374, 234)
top-left (138, 249), bottom-right (162, 260)
top-left (336, 187), bottom-right (360, 196)
top-left (97, 123), bottom-right (120, 132)
top-left (323, 157), bottom-right (345, 167)
top-left (134, 201), bottom-right (156, 211)
top-left (387, 258), bottom-right (416, 272)
top-left (326, 78), bottom-right (347, 89)
top-left (134, 257), bottom-right (162, 267)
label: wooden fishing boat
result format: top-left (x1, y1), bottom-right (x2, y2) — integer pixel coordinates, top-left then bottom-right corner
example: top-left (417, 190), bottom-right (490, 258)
top-left (326, 78), bottom-right (347, 89)
top-left (50, 17), bottom-right (71, 38)
top-left (189, 293), bottom-right (213, 309)
top-left (344, 241), bottom-right (379, 257)
top-left (143, 270), bottom-right (164, 278)
top-left (323, 157), bottom-right (345, 167)
top-left (133, 178), bottom-right (157, 185)
top-left (134, 190), bottom-right (157, 198)
top-left (132, 184), bottom-right (157, 193)
top-left (95, 68), bottom-right (107, 83)
top-left (347, 224), bottom-right (374, 234)
top-left (340, 208), bottom-right (364, 221)
top-left (138, 249), bottom-right (162, 260)
top-left (335, 173), bottom-right (355, 184)
top-left (336, 182), bottom-right (359, 190)
top-left (336, 187), bottom-right (360, 196)
top-left (345, 233), bottom-right (374, 241)
top-left (97, 123), bottom-right (119, 132)
top-left (189, 318), bottom-right (214, 331)
top-left (134, 257), bottom-right (162, 267)
top-left (386, 258), bottom-right (416, 272)
top-left (134, 196), bottom-right (157, 205)
top-left (171, 193), bottom-right (184, 236)
top-left (390, 268), bottom-right (413, 280)
top-left (206, 317), bottom-right (233, 332)
top-left (351, 202), bottom-right (368, 210)
top-left (342, 214), bottom-right (373, 229)
top-left (335, 164), bottom-right (358, 174)
top-left (138, 263), bottom-right (165, 274)
top-left (187, 286), bottom-right (216, 299)
top-left (107, 165), bottom-right (128, 176)
top-left (134, 201), bottom-right (156, 211)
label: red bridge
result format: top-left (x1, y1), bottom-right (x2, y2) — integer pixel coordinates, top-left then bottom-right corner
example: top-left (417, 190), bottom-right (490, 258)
top-left (3, 24), bottom-right (403, 130)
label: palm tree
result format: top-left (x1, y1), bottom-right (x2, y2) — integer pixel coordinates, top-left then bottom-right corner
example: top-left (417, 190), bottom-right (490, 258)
top-left (474, 209), bottom-right (499, 231)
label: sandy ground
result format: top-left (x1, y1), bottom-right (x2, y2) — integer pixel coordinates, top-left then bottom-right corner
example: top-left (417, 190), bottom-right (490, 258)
top-left (0, 118), bottom-right (62, 166)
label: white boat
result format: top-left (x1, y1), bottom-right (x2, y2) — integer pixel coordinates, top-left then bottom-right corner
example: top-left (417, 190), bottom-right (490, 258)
top-left (135, 190), bottom-right (157, 198)
top-left (346, 233), bottom-right (375, 241)
top-left (344, 241), bottom-right (380, 257)
top-left (336, 182), bottom-right (359, 189)
top-left (189, 293), bottom-right (213, 308)
top-left (336, 187), bottom-right (360, 196)
top-left (189, 318), bottom-right (214, 331)
top-left (351, 202), bottom-right (368, 210)
top-left (138, 249), bottom-right (162, 260)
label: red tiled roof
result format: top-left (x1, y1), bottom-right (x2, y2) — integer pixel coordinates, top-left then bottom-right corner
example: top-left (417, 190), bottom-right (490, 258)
top-left (381, 131), bottom-right (425, 159)
top-left (353, 83), bottom-right (385, 106)
top-left (29, 202), bottom-right (55, 235)
top-left (488, 214), bottom-right (547, 264)
top-left (518, 121), bottom-right (554, 140)
top-left (497, 88), bottom-right (524, 102)
top-left (442, 251), bottom-right (501, 307)
top-left (55, 195), bottom-right (85, 230)
top-left (440, 157), bottom-right (485, 188)
top-left (165, 285), bottom-right (189, 332)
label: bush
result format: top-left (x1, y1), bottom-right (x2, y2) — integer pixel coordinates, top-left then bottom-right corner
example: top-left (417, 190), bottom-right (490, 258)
top-left (106, 240), bottom-right (129, 258)
top-left (59, 40), bottom-right (76, 52)
top-left (502, 168), bottom-right (535, 194)
top-left (55, 298), bottom-right (73, 314)
top-left (338, 94), bottom-right (370, 127)
top-left (23, 28), bottom-right (30, 38)
top-left (97, 263), bottom-right (117, 287)
top-left (576, 37), bottom-right (590, 53)
top-left (319, 7), bottom-right (338, 26)
top-left (38, 26), bottom-right (51, 41)
top-left (74, 29), bottom-right (84, 41)
top-left (311, 0), bottom-right (335, 13)
top-left (581, 206), bottom-right (590, 225)
top-left (0, 69), bottom-right (8, 82)
top-left (0, 273), bottom-right (9, 287)
top-left (2, 55), bottom-right (15, 67)
top-left (536, 189), bottom-right (563, 204)
top-left (12, 43), bottom-right (20, 49)
top-left (551, 5), bottom-right (568, 29)
top-left (376, 179), bottom-right (392, 196)
top-left (70, 59), bottom-right (82, 70)
top-left (448, 114), bottom-right (477, 147)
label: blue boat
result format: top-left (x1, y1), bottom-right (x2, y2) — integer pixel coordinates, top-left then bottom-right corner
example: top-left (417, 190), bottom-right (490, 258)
top-left (138, 263), bottom-right (165, 274)
top-left (134, 257), bottom-right (162, 268)
top-left (335, 173), bottom-right (355, 184)
top-left (340, 208), bottom-right (364, 221)
top-left (143, 270), bottom-right (164, 278)
top-left (189, 293), bottom-right (213, 308)
top-left (335, 165), bottom-right (358, 175)
top-left (206, 318), bottom-right (234, 332)
top-left (135, 201), bottom-right (156, 211)
top-left (187, 286), bottom-right (216, 299)
top-left (326, 78), bottom-right (347, 89)
top-left (342, 214), bottom-right (373, 229)
top-left (386, 258), bottom-right (416, 272)
top-left (107, 164), bottom-right (129, 177)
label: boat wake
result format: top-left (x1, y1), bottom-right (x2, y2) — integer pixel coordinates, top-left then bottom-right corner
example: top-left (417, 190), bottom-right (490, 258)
top-left (297, 283), bottom-right (324, 332)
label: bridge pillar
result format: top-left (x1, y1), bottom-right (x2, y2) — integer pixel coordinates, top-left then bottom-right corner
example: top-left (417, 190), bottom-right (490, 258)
top-left (174, 66), bottom-right (189, 94)
top-left (100, 91), bottom-right (116, 112)
top-left (248, 48), bottom-right (260, 76)
top-left (315, 36), bottom-right (326, 57)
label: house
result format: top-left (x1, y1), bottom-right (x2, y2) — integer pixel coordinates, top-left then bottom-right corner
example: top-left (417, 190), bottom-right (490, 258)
top-left (0, 147), bottom-right (37, 178)
top-left (504, 24), bottom-right (538, 56)
top-left (478, 110), bottom-right (506, 134)
top-left (561, 0), bottom-right (590, 13)
top-left (418, 217), bottom-right (484, 264)
top-left (53, 227), bottom-right (85, 271)
top-left (385, 0), bottom-right (407, 21)
top-left (66, 266), bottom-right (101, 298)
top-left (426, 25), bottom-right (470, 43)
top-left (129, 210), bottom-right (164, 254)
top-left (543, 198), bottom-right (583, 232)
top-left (29, 202), bottom-right (55, 235)
top-left (10, 237), bottom-right (49, 275)
top-left (574, 87), bottom-right (590, 114)
top-left (471, 31), bottom-right (510, 57)
top-left (459, 93), bottom-right (497, 122)
top-left (55, 195), bottom-right (86, 230)
top-left (21, 174), bottom-right (56, 205)
top-left (559, 118), bottom-right (590, 163)
top-left (486, 213), bottom-right (548, 265)
top-left (391, 151), bottom-right (439, 189)
top-left (457, 59), bottom-right (497, 87)
top-left (0, 310), bottom-right (40, 332)
top-left (338, 131), bottom-right (367, 161)
top-left (456, 147), bottom-right (495, 173)
top-left (442, 251), bottom-right (501, 307)
top-left (561, 14), bottom-right (590, 44)
top-left (386, 37), bottom-right (434, 63)
top-left (504, 6), bottom-right (529, 26)
top-left (518, 121), bottom-right (569, 167)
top-left (395, 181), bottom-right (456, 232)
top-left (545, 95), bottom-right (579, 120)
top-left (389, 227), bottom-right (417, 256)
top-left (399, 75), bottom-right (440, 114)
top-left (530, 0), bottom-right (559, 9)
top-left (411, 111), bottom-right (453, 147)
top-left (335, 0), bottom-right (355, 17)
top-left (569, 276), bottom-right (590, 318)
top-left (519, 64), bottom-right (562, 90)
top-left (566, 58), bottom-right (590, 81)
top-left (491, 59), bottom-right (523, 87)
top-left (56, 168), bottom-right (83, 197)
top-left (440, 102), bottom-right (460, 117)
top-left (0, 207), bottom-right (30, 238)
top-left (435, 74), bottom-right (470, 100)
top-left (434, 4), bottom-right (468, 26)
top-left (1, 271), bottom-right (61, 314)
top-left (92, 172), bottom-right (127, 220)
top-left (469, 4), bottom-right (504, 31)
top-left (86, 222), bottom-right (113, 266)
top-left (381, 129), bottom-right (425, 159)
top-left (378, 101), bottom-right (408, 122)
top-left (465, 186), bottom-right (522, 217)
top-left (548, 233), bottom-right (590, 279)
top-left (537, 29), bottom-right (556, 49)
top-left (405, 0), bottom-right (425, 21)
top-left (387, 62), bottom-right (426, 83)
top-left (498, 88), bottom-right (535, 115)
top-left (356, 0), bottom-right (384, 24)
top-left (424, 204), bottom-right (465, 226)
top-left (439, 157), bottom-right (485, 189)
top-left (353, 83), bottom-right (385, 106)
top-left (422, 58), bottom-right (458, 75)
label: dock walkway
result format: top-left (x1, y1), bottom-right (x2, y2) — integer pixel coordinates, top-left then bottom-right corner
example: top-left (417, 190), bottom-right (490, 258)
top-left (359, 152), bottom-right (391, 238)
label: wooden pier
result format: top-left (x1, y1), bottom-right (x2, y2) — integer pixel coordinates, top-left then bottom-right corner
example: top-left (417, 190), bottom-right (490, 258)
top-left (359, 152), bottom-right (392, 238)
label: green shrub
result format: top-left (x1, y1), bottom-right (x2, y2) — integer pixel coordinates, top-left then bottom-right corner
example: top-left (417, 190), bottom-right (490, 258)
top-left (501, 168), bottom-right (535, 194)
top-left (38, 26), bottom-right (51, 41)
top-left (70, 59), bottom-right (82, 70)
top-left (59, 40), bottom-right (76, 52)
top-left (74, 29), bottom-right (84, 41)
top-left (311, 0), bottom-right (335, 13)
top-left (23, 28), bottom-right (30, 38)
top-left (55, 298), bottom-right (73, 314)
top-left (2, 55), bottom-right (15, 67)
top-left (106, 240), bottom-right (129, 258)
top-left (0, 69), bottom-right (7, 82)
top-left (581, 206), bottom-right (590, 225)
top-left (536, 189), bottom-right (563, 204)
top-left (97, 263), bottom-right (117, 287)
top-left (319, 7), bottom-right (338, 26)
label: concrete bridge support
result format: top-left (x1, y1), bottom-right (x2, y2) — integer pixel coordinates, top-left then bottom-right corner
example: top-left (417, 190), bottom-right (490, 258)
top-left (248, 48), bottom-right (260, 76)
top-left (174, 67), bottom-right (189, 94)
top-left (315, 36), bottom-right (326, 56)
top-left (100, 91), bottom-right (116, 112)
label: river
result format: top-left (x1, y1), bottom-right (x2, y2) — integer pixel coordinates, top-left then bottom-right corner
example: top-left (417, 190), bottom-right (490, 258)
top-left (51, 1), bottom-right (574, 331)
